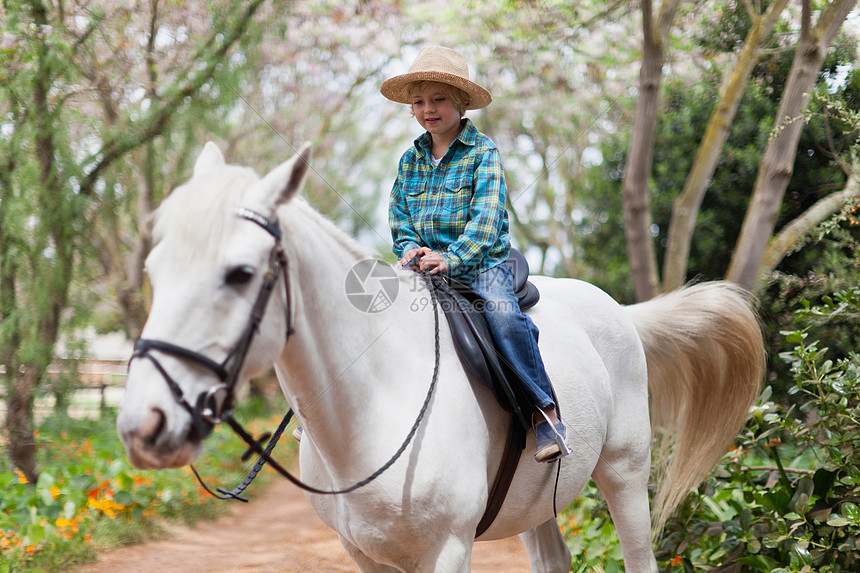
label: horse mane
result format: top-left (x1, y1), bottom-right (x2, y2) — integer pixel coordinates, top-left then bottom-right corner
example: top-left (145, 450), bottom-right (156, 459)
top-left (152, 165), bottom-right (257, 264)
top-left (281, 195), bottom-right (375, 261)
top-left (153, 162), bottom-right (374, 264)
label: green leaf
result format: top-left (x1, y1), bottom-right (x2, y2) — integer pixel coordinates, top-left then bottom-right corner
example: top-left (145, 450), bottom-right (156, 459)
top-left (841, 501), bottom-right (860, 523)
top-left (790, 543), bottom-right (813, 566)
top-left (63, 500), bottom-right (76, 520)
top-left (25, 523), bottom-right (46, 545)
top-left (763, 531), bottom-right (786, 548)
top-left (746, 537), bottom-right (762, 554)
top-left (827, 515), bottom-right (851, 527)
top-left (812, 468), bottom-right (838, 499)
top-left (113, 489), bottom-right (133, 506)
top-left (785, 331), bottom-right (805, 344)
top-left (39, 484), bottom-right (55, 506)
top-left (736, 555), bottom-right (779, 571)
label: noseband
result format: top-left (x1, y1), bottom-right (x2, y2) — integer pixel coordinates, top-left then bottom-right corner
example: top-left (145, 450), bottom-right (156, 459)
top-left (131, 208), bottom-right (291, 440)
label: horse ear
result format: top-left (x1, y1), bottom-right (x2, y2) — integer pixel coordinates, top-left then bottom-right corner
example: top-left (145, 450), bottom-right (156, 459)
top-left (261, 144), bottom-right (312, 206)
top-left (193, 142), bottom-right (225, 178)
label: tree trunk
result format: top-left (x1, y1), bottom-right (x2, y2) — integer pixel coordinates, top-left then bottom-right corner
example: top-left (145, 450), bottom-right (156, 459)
top-left (4, 0), bottom-right (61, 483)
top-left (758, 175), bottom-right (859, 283)
top-left (726, 0), bottom-right (857, 290)
top-left (662, 0), bottom-right (788, 291)
top-left (6, 369), bottom-right (40, 483)
top-left (622, 0), bottom-right (681, 301)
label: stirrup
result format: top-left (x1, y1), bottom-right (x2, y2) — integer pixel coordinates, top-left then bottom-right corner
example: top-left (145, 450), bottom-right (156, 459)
top-left (534, 410), bottom-right (571, 463)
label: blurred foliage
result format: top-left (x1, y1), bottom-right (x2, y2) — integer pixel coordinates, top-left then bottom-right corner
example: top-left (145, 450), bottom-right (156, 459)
top-left (760, 196), bottom-right (860, 399)
top-left (559, 482), bottom-right (624, 571)
top-left (0, 394), bottom-right (292, 572)
top-left (576, 21), bottom-right (858, 302)
top-left (0, 0), bottom-right (271, 481)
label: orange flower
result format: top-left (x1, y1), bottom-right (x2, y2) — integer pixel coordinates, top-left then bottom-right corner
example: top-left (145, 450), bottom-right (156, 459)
top-left (50, 485), bottom-right (61, 499)
top-left (670, 555), bottom-right (682, 566)
top-left (14, 468), bottom-right (27, 484)
top-left (87, 497), bottom-right (126, 519)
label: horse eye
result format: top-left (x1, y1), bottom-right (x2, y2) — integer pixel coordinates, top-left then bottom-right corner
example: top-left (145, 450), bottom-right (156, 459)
top-left (225, 265), bottom-right (255, 286)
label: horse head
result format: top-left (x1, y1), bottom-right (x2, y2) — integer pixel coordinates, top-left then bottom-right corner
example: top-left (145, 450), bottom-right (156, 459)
top-left (117, 142), bottom-right (310, 469)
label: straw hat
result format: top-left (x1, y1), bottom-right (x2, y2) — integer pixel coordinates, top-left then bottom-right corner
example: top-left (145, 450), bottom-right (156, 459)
top-left (381, 46), bottom-right (492, 110)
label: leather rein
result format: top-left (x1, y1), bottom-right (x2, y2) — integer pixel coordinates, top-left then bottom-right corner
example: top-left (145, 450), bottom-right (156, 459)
top-left (130, 208), bottom-right (440, 501)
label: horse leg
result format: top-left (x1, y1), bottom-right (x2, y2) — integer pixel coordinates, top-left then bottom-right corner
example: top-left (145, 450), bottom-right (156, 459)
top-left (424, 536), bottom-right (472, 573)
top-left (592, 454), bottom-right (658, 573)
top-left (339, 537), bottom-right (401, 573)
top-left (339, 535), bottom-right (472, 573)
top-left (519, 518), bottom-right (572, 573)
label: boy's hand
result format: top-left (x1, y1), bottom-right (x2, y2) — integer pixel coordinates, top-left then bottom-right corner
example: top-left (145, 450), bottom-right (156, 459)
top-left (417, 250), bottom-right (447, 274)
top-left (399, 247), bottom-right (447, 275)
top-left (399, 247), bottom-right (426, 268)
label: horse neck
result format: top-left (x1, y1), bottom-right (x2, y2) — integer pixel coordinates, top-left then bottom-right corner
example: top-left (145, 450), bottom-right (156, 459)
top-left (273, 203), bottom-right (441, 474)
top-left (276, 205), bottom-right (397, 431)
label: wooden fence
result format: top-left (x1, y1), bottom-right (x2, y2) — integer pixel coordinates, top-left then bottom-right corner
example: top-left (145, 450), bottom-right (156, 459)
top-left (0, 359), bottom-right (128, 419)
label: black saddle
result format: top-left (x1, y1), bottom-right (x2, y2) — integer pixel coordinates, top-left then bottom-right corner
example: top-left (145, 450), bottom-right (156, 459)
top-left (419, 249), bottom-right (547, 537)
top-left (427, 248), bottom-right (540, 431)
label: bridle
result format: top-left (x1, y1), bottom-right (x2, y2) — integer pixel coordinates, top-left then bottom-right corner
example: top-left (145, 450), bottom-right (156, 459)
top-left (131, 207), bottom-right (292, 441)
top-left (130, 210), bottom-right (440, 500)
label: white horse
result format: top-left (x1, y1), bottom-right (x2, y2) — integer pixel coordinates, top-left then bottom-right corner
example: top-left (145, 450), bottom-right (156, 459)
top-left (117, 144), bottom-right (765, 573)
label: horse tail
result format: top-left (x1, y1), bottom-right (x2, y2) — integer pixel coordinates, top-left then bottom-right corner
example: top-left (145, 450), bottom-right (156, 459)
top-left (623, 281), bottom-right (765, 533)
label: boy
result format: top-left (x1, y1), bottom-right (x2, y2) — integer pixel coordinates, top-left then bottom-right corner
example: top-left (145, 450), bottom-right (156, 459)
top-left (381, 46), bottom-right (570, 463)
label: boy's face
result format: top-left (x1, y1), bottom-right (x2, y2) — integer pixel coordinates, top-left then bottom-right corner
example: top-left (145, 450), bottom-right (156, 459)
top-left (410, 84), bottom-right (462, 144)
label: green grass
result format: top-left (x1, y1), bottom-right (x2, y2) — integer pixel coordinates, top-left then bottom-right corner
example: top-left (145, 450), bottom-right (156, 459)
top-left (0, 393), bottom-right (295, 572)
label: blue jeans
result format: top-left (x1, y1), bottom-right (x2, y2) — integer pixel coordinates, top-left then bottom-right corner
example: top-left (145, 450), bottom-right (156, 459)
top-left (468, 263), bottom-right (554, 411)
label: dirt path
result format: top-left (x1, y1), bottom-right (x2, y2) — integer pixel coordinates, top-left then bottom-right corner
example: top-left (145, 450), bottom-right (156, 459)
top-left (77, 476), bottom-right (531, 572)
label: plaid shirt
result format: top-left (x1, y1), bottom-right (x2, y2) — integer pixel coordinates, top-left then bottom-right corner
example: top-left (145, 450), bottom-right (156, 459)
top-left (389, 119), bottom-right (511, 284)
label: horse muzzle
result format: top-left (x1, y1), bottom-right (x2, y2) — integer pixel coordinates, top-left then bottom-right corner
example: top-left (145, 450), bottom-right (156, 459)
top-left (118, 405), bottom-right (203, 469)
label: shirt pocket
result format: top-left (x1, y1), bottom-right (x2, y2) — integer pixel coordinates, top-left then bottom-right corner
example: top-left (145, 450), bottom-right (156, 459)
top-left (440, 173), bottom-right (472, 215)
top-left (402, 179), bottom-right (428, 216)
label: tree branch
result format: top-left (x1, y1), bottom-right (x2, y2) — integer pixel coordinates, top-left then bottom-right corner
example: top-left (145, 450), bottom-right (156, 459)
top-left (741, 0), bottom-right (757, 20)
top-left (79, 0), bottom-right (265, 193)
top-left (662, 0), bottom-right (788, 290)
top-left (744, 465), bottom-right (815, 475)
top-left (757, 174), bottom-right (860, 285)
top-left (726, 0), bottom-right (858, 289)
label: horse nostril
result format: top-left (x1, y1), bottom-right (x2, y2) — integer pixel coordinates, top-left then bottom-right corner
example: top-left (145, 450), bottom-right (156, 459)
top-left (139, 408), bottom-right (167, 446)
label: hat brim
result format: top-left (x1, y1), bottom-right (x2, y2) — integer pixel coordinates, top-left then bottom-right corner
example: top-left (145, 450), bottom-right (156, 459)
top-left (381, 71), bottom-right (492, 110)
